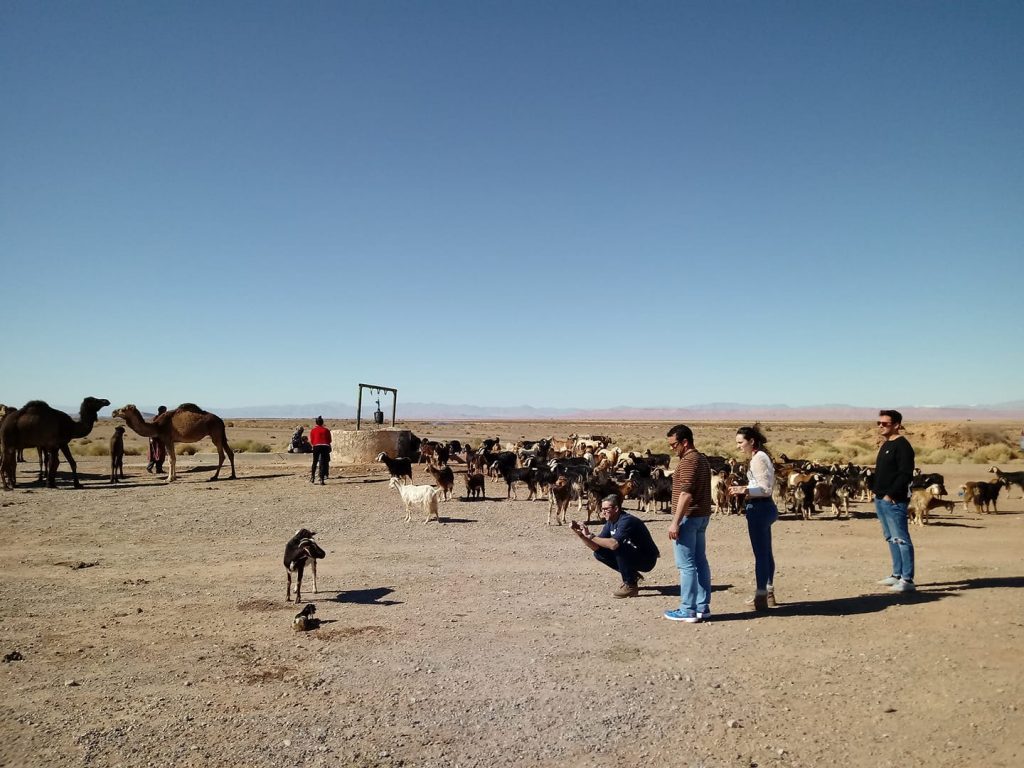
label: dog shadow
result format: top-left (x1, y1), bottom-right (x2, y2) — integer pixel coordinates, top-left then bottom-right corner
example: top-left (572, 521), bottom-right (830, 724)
top-left (333, 587), bottom-right (402, 606)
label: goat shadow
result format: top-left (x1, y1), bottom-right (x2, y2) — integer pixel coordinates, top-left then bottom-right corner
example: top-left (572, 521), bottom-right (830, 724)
top-left (334, 587), bottom-right (402, 606)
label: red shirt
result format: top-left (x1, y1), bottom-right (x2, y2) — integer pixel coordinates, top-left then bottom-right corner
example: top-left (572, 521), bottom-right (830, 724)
top-left (309, 425), bottom-right (332, 446)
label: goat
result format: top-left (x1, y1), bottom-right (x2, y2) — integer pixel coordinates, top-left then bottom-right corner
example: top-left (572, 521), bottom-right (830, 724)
top-left (487, 451), bottom-right (518, 479)
top-left (813, 477), bottom-right (844, 518)
top-left (464, 470), bottom-right (485, 500)
top-left (909, 484), bottom-right (955, 525)
top-left (499, 466), bottom-right (537, 501)
top-left (377, 451), bottom-right (413, 483)
top-left (961, 479), bottom-right (1005, 514)
top-left (109, 426), bottom-right (126, 484)
top-left (988, 466), bottom-right (1024, 498)
top-left (644, 449), bottom-right (671, 469)
top-left (283, 528), bottom-right (326, 603)
top-left (426, 463), bottom-right (455, 501)
top-left (911, 471), bottom-right (947, 496)
top-left (548, 475), bottom-right (573, 525)
top-left (710, 471), bottom-right (730, 514)
top-left (389, 476), bottom-right (441, 523)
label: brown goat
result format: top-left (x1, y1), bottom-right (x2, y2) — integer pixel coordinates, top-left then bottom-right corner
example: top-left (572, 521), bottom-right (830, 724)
top-left (109, 426), bottom-right (126, 483)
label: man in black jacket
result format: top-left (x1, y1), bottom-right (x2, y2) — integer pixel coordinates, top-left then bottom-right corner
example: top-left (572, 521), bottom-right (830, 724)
top-left (872, 410), bottom-right (916, 592)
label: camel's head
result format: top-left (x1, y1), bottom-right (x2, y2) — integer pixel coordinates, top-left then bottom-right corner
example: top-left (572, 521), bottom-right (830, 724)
top-left (112, 404), bottom-right (139, 420)
top-left (84, 397), bottom-right (111, 414)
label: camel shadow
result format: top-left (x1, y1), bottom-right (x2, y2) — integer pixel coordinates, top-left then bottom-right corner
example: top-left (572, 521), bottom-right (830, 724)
top-left (333, 587), bottom-right (402, 606)
top-left (237, 472), bottom-right (294, 481)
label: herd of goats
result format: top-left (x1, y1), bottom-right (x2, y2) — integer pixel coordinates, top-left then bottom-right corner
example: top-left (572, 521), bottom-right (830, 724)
top-left (380, 433), bottom-right (1024, 528)
top-left (1, 398), bottom-right (1021, 532)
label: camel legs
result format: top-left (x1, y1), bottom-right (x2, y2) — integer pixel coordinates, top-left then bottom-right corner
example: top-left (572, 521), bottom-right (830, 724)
top-left (165, 441), bottom-right (177, 482)
top-left (59, 444), bottom-right (81, 488)
top-left (209, 439), bottom-right (236, 481)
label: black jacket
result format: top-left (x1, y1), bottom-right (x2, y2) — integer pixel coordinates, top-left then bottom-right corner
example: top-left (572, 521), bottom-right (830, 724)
top-left (873, 436), bottom-right (915, 502)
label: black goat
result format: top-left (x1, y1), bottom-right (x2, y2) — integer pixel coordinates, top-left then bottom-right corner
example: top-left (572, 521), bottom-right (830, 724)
top-left (377, 451), bottom-right (413, 483)
top-left (284, 528), bottom-right (326, 603)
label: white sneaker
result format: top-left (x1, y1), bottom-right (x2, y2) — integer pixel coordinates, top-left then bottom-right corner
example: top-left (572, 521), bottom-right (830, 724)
top-left (877, 576), bottom-right (900, 586)
top-left (890, 579), bottom-right (916, 592)
top-left (697, 610), bottom-right (711, 620)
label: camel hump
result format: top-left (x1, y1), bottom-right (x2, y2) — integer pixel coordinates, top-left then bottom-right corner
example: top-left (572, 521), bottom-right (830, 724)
top-left (175, 403), bottom-right (207, 414)
top-left (22, 400), bottom-right (51, 410)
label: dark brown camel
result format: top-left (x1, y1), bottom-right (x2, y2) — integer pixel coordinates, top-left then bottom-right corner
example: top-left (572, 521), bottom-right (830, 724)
top-left (0, 397), bottom-right (110, 490)
top-left (113, 403), bottom-right (236, 482)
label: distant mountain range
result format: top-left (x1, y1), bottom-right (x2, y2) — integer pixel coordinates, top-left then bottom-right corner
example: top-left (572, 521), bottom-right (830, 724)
top-left (167, 400), bottom-right (1024, 421)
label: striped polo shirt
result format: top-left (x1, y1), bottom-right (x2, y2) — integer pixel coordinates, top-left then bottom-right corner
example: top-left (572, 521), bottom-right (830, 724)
top-left (672, 448), bottom-right (712, 518)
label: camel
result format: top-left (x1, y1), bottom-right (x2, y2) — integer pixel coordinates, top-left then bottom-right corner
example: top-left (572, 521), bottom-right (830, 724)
top-left (112, 403), bottom-right (236, 482)
top-left (0, 397), bottom-right (110, 490)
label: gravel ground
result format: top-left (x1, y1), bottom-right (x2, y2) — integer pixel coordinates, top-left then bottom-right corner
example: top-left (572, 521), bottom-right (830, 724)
top-left (1, 453), bottom-right (1022, 768)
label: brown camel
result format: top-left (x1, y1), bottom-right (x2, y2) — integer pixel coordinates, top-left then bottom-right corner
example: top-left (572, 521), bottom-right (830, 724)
top-left (112, 403), bottom-right (236, 482)
top-left (0, 397), bottom-right (110, 490)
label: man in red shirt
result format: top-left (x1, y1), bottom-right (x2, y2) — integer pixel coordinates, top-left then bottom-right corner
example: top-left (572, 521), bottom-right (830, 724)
top-left (309, 416), bottom-right (332, 485)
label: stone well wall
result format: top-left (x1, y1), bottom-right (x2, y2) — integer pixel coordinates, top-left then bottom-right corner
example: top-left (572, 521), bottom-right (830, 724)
top-left (330, 429), bottom-right (414, 465)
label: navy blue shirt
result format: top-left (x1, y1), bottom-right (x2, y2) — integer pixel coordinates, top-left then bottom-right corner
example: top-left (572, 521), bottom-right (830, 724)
top-left (599, 512), bottom-right (660, 562)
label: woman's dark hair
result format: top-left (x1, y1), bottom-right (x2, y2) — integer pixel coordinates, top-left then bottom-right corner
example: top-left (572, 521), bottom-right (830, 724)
top-left (315, 415), bottom-right (324, 426)
top-left (736, 425), bottom-right (768, 452)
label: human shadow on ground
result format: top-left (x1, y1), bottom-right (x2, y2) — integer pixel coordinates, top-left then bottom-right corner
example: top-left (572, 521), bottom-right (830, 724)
top-left (333, 587), bottom-right (402, 606)
top-left (641, 583), bottom-right (734, 597)
top-left (923, 575), bottom-right (1024, 591)
top-left (766, 590), bottom-right (950, 618)
top-left (438, 517), bottom-right (477, 524)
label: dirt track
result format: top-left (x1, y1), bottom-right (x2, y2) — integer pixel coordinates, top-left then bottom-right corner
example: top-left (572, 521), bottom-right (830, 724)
top-left (1, 446), bottom-right (1023, 768)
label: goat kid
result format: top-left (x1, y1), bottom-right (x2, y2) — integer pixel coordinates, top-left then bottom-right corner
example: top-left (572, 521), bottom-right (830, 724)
top-left (284, 528), bottom-right (326, 603)
top-left (389, 476), bottom-right (442, 523)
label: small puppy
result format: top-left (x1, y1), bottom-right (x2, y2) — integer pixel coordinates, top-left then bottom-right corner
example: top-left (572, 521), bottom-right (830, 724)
top-left (283, 528), bottom-right (326, 603)
top-left (292, 602), bottom-right (318, 631)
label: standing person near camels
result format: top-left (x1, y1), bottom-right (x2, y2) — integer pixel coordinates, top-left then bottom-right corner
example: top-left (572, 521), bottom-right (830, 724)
top-left (309, 416), bottom-right (332, 485)
top-left (146, 406), bottom-right (167, 474)
top-left (729, 425), bottom-right (779, 612)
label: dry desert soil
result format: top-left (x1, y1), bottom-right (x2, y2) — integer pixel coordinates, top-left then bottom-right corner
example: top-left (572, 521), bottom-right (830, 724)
top-left (1, 420), bottom-right (1023, 768)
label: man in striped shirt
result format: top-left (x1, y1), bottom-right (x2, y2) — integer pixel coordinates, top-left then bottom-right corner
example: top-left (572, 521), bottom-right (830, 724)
top-left (663, 424), bottom-right (713, 624)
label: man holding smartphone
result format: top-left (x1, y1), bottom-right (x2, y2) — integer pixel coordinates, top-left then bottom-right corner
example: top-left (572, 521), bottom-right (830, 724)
top-left (571, 494), bottom-right (660, 598)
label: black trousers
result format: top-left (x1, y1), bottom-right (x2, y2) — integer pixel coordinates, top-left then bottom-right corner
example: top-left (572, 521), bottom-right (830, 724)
top-left (594, 546), bottom-right (657, 586)
top-left (311, 445), bottom-right (330, 481)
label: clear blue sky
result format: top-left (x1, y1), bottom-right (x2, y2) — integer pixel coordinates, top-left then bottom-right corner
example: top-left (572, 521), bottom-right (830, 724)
top-left (2, 2), bottom-right (1022, 411)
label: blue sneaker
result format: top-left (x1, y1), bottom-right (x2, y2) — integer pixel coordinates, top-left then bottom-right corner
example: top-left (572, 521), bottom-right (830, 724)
top-left (663, 609), bottom-right (700, 623)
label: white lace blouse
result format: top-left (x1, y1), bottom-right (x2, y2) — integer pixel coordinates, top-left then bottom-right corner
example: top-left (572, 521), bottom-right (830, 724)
top-left (745, 450), bottom-right (774, 498)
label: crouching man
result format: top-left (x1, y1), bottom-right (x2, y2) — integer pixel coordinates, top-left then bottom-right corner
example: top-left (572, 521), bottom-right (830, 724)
top-left (571, 494), bottom-right (660, 598)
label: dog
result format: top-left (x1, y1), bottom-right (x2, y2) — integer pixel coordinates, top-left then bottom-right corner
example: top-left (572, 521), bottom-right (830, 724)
top-left (292, 602), bottom-right (318, 631)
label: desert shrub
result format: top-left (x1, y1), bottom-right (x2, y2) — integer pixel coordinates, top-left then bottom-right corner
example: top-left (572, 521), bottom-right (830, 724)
top-left (77, 437), bottom-right (92, 446)
top-left (124, 446), bottom-right (142, 456)
top-left (80, 443), bottom-right (110, 456)
top-left (233, 440), bottom-right (271, 453)
top-left (970, 444), bottom-right (1014, 464)
top-left (177, 444), bottom-right (197, 456)
top-left (225, 421), bottom-right (235, 428)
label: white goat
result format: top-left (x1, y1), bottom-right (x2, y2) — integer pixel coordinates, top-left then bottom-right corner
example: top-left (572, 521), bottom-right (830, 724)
top-left (389, 476), bottom-right (442, 523)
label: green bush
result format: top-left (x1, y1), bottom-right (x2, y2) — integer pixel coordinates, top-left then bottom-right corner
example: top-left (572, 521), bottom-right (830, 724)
top-left (233, 440), bottom-right (271, 453)
top-left (970, 443), bottom-right (1014, 464)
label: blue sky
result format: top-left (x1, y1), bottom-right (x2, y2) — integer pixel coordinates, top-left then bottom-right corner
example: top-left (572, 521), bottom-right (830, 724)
top-left (2, 1), bottom-right (1022, 412)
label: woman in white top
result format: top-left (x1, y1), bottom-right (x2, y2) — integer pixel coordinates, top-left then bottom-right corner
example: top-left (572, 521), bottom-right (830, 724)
top-left (729, 425), bottom-right (778, 612)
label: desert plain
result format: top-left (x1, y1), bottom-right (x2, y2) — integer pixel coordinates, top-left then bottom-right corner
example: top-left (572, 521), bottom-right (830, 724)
top-left (1, 418), bottom-right (1023, 768)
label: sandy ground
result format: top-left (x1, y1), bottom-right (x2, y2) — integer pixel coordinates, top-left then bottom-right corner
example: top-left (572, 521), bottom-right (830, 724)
top-left (1, 421), bottom-right (1023, 768)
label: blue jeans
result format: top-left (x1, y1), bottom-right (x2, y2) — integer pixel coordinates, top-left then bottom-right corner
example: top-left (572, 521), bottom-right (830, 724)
top-left (745, 498), bottom-right (777, 591)
top-left (875, 499), bottom-right (914, 581)
top-left (593, 546), bottom-right (657, 586)
top-left (674, 516), bottom-right (711, 617)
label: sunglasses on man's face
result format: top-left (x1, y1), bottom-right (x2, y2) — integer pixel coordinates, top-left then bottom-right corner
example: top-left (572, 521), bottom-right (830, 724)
top-left (877, 421), bottom-right (894, 426)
